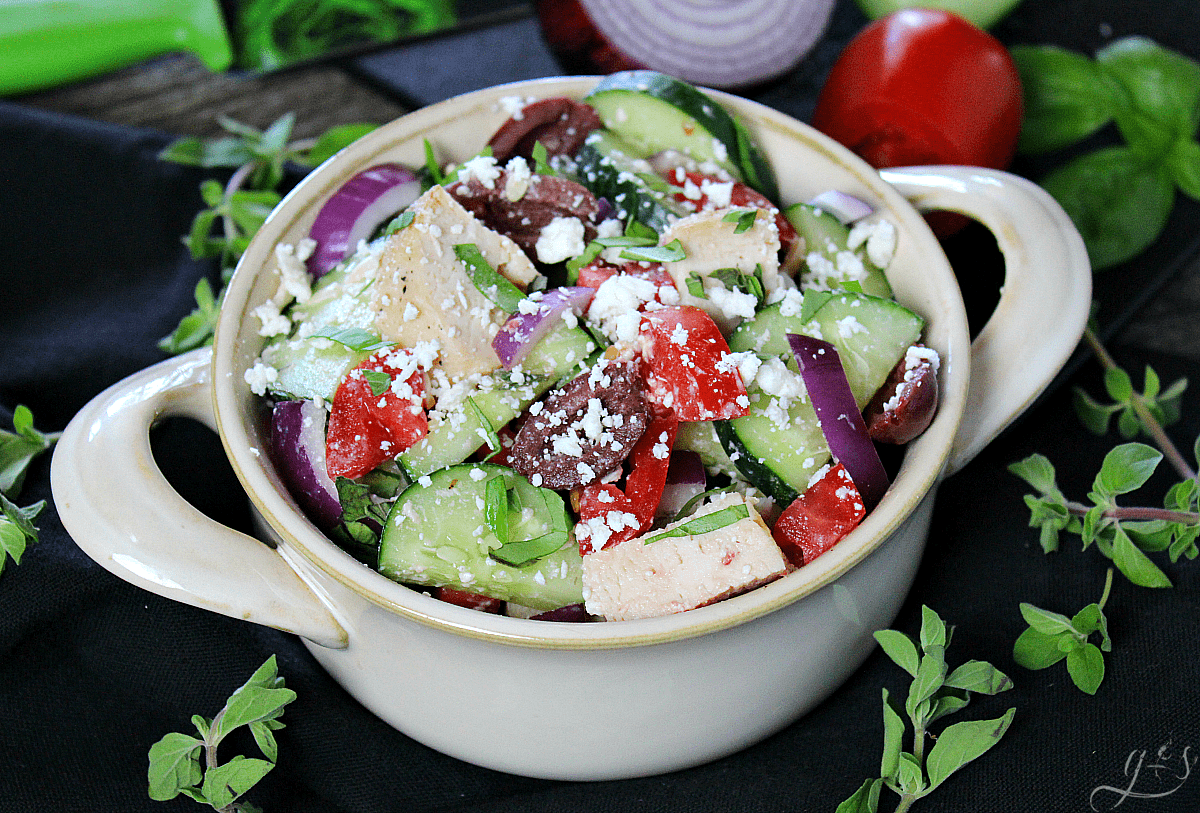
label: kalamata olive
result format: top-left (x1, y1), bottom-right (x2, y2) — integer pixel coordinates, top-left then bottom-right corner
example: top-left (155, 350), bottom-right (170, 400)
top-left (864, 346), bottom-right (939, 444)
top-left (447, 171), bottom-right (600, 257)
top-left (508, 358), bottom-right (649, 490)
top-left (487, 97), bottom-right (603, 163)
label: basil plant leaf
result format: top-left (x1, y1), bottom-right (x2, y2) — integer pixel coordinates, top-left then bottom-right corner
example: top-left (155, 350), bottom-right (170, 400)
top-left (1041, 145), bottom-right (1176, 270)
top-left (1011, 45), bottom-right (1116, 155)
top-left (1095, 37), bottom-right (1200, 157)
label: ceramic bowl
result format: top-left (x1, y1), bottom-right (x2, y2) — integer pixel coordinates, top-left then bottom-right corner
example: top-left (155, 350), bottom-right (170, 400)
top-left (51, 77), bottom-right (1091, 780)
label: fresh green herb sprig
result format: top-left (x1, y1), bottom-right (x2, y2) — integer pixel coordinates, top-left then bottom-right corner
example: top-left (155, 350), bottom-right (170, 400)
top-left (0, 405), bottom-right (59, 576)
top-left (1014, 569), bottom-right (1114, 695)
top-left (1010, 328), bottom-right (1198, 589)
top-left (158, 114), bottom-right (378, 354)
top-left (838, 607), bottom-right (1015, 813)
top-left (148, 655), bottom-right (295, 812)
top-left (1012, 37), bottom-right (1200, 270)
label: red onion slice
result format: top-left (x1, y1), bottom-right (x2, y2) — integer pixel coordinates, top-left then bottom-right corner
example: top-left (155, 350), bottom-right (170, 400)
top-left (306, 163), bottom-right (422, 278)
top-left (655, 450), bottom-right (707, 521)
top-left (787, 333), bottom-right (889, 511)
top-left (270, 399), bottom-right (342, 530)
top-left (806, 190), bottom-right (874, 224)
top-left (492, 286), bottom-right (595, 369)
top-left (576, 0), bottom-right (836, 89)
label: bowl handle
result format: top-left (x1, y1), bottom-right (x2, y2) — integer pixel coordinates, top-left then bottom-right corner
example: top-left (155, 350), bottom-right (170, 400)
top-left (50, 348), bottom-right (348, 649)
top-left (880, 166), bottom-right (1092, 475)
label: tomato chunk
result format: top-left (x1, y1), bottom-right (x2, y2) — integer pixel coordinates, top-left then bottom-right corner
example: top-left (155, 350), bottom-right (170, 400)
top-left (326, 350), bottom-right (428, 479)
top-left (772, 463), bottom-right (866, 567)
top-left (576, 409), bottom-right (678, 554)
top-left (640, 306), bottom-right (750, 422)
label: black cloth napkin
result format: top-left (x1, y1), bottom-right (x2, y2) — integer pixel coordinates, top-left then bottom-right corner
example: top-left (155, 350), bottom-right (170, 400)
top-left (3, 2), bottom-right (1200, 810)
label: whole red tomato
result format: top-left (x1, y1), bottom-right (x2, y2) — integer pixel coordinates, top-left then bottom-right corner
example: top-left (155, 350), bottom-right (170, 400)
top-left (812, 8), bottom-right (1023, 171)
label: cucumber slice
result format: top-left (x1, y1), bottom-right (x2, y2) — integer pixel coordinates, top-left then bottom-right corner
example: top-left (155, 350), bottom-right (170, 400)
top-left (378, 463), bottom-right (584, 610)
top-left (575, 130), bottom-right (690, 233)
top-left (585, 71), bottom-right (779, 203)
top-left (397, 323), bottom-right (595, 479)
top-left (718, 292), bottom-right (924, 502)
top-left (260, 251), bottom-right (379, 400)
top-left (784, 203), bottom-right (893, 299)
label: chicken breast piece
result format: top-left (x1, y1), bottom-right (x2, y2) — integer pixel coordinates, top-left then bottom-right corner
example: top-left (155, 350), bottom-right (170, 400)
top-left (372, 185), bottom-right (540, 380)
top-left (581, 492), bottom-right (790, 621)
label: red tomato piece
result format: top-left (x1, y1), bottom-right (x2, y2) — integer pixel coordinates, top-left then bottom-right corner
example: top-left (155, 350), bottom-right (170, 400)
top-left (667, 170), bottom-right (798, 251)
top-left (640, 306), bottom-right (750, 422)
top-left (811, 9), bottom-right (1023, 172)
top-left (433, 587), bottom-right (506, 614)
top-left (771, 463), bottom-right (866, 567)
top-left (326, 350), bottom-right (428, 479)
top-left (576, 259), bottom-right (675, 293)
top-left (576, 409), bottom-right (679, 554)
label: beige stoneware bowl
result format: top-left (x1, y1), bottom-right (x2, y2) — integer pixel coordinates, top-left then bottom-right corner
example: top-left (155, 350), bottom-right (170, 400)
top-left (52, 77), bottom-right (1091, 780)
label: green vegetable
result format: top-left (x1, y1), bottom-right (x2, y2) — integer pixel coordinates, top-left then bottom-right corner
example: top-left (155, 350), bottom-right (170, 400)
top-left (837, 607), bottom-right (1014, 812)
top-left (309, 326), bottom-right (393, 353)
top-left (1014, 569), bottom-right (1114, 695)
top-left (148, 656), bottom-right (296, 812)
top-left (1012, 37), bottom-right (1200, 269)
top-left (158, 113), bottom-right (380, 353)
top-left (0, 405), bottom-right (58, 577)
top-left (644, 504), bottom-right (750, 544)
top-left (722, 208), bottom-right (759, 234)
top-left (453, 243), bottom-right (527, 313)
top-left (618, 238), bottom-right (686, 264)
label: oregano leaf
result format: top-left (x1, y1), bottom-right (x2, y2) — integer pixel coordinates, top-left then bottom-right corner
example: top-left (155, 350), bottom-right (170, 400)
top-left (924, 708), bottom-right (1016, 791)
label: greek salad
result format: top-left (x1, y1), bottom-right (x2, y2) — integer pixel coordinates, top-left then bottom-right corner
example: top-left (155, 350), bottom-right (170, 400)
top-left (247, 71), bottom-right (940, 622)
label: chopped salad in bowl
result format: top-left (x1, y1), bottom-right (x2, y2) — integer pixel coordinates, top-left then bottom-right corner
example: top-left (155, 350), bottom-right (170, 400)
top-left (245, 71), bottom-right (940, 623)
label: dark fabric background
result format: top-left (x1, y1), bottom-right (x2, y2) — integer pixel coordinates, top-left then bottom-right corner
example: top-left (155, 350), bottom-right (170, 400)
top-left (2, 1), bottom-right (1199, 811)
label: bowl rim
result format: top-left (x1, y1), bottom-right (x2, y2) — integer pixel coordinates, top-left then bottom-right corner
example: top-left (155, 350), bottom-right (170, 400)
top-left (212, 76), bottom-right (972, 650)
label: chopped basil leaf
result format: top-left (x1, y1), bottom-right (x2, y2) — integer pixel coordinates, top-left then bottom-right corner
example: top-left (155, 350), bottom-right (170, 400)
top-left (484, 476), bottom-right (510, 547)
top-left (723, 208), bottom-right (759, 234)
top-left (311, 325), bottom-right (394, 353)
top-left (383, 210), bottom-right (415, 235)
top-left (672, 485), bottom-right (739, 524)
top-left (686, 272), bottom-right (707, 299)
top-left (362, 369), bottom-right (392, 397)
top-left (799, 290), bottom-right (837, 325)
top-left (453, 243), bottom-right (527, 313)
top-left (710, 266), bottom-right (764, 304)
top-left (565, 240), bottom-right (605, 282)
top-left (625, 218), bottom-right (659, 241)
top-left (492, 530), bottom-right (569, 567)
top-left (841, 279), bottom-right (864, 294)
top-left (620, 238), bottom-right (686, 263)
top-left (465, 396), bottom-right (502, 460)
top-left (423, 138), bottom-right (447, 186)
top-left (645, 504), bottom-right (750, 543)
top-left (531, 141), bottom-right (556, 177)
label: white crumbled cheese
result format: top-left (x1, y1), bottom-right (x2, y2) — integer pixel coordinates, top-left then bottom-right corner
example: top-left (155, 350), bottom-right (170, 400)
top-left (535, 216), bottom-right (586, 264)
top-left (699, 179), bottom-right (734, 208)
top-left (402, 302), bottom-right (420, 322)
top-left (456, 154), bottom-right (502, 189)
top-left (244, 360), bottom-right (278, 396)
top-left (587, 273), bottom-right (659, 343)
top-left (497, 95), bottom-right (528, 118)
top-left (707, 283), bottom-right (758, 321)
top-left (251, 300), bottom-right (291, 337)
top-left (836, 315), bottom-right (867, 338)
top-left (848, 219), bottom-right (898, 269)
top-left (504, 156), bottom-right (532, 201)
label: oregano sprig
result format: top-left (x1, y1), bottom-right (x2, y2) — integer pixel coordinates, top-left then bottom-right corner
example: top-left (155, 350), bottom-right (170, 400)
top-left (837, 607), bottom-right (1015, 813)
top-left (1014, 569), bottom-right (1114, 695)
top-left (148, 656), bottom-right (296, 813)
top-left (158, 114), bottom-right (378, 354)
top-left (0, 405), bottom-right (59, 576)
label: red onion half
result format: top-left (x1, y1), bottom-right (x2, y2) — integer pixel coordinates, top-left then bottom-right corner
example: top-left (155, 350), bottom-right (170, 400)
top-left (787, 333), bottom-right (889, 511)
top-left (270, 399), bottom-right (342, 530)
top-left (306, 163), bottom-right (422, 278)
top-left (574, 0), bottom-right (837, 89)
top-left (807, 190), bottom-right (874, 224)
top-left (492, 286), bottom-right (595, 369)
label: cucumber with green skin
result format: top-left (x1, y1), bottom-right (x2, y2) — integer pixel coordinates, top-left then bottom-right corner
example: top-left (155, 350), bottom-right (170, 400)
top-left (397, 322), bottom-right (595, 479)
top-left (378, 463), bottom-right (583, 610)
top-left (584, 71), bottom-right (779, 203)
top-left (574, 129), bottom-right (690, 234)
top-left (784, 203), bottom-right (893, 299)
top-left (718, 292), bottom-right (924, 504)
